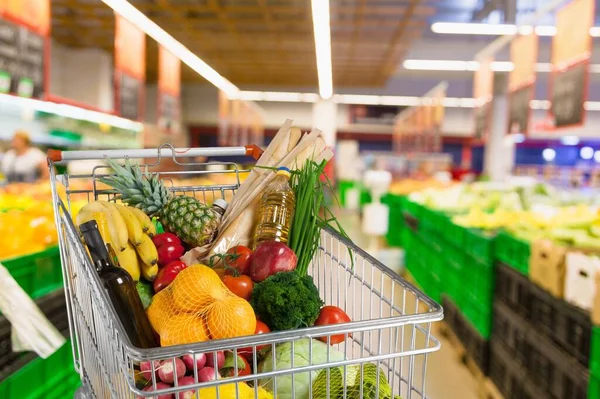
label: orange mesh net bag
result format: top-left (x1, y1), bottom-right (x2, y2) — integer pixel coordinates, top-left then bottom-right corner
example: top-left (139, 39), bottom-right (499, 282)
top-left (147, 265), bottom-right (256, 346)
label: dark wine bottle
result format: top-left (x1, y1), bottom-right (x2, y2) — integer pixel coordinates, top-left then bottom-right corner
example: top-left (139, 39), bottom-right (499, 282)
top-left (80, 220), bottom-right (158, 348)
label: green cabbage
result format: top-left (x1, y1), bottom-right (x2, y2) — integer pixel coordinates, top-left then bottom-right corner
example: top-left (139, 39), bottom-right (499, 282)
top-left (258, 338), bottom-right (344, 399)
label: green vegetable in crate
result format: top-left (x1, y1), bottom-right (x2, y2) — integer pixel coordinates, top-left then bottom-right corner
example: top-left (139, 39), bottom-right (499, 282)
top-left (312, 363), bottom-right (401, 399)
top-left (100, 158), bottom-right (222, 247)
top-left (258, 338), bottom-right (344, 399)
top-left (250, 271), bottom-right (323, 331)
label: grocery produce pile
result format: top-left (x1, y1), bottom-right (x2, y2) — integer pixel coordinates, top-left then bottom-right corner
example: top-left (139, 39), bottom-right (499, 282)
top-left (409, 181), bottom-right (600, 247)
top-left (75, 121), bottom-right (399, 398)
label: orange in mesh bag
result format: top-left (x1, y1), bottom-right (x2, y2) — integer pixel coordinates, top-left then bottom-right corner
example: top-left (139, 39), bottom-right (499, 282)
top-left (146, 265), bottom-right (256, 346)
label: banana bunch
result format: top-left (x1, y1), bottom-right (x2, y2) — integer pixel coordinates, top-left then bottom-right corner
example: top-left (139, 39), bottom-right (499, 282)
top-left (76, 201), bottom-right (159, 281)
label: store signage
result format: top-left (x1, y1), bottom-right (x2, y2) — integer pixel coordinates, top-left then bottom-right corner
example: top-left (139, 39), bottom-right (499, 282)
top-left (508, 33), bottom-right (538, 135)
top-left (114, 14), bottom-right (145, 121)
top-left (0, 0), bottom-right (49, 99)
top-left (473, 58), bottom-right (494, 140)
top-left (549, 0), bottom-right (594, 128)
top-left (158, 46), bottom-right (181, 134)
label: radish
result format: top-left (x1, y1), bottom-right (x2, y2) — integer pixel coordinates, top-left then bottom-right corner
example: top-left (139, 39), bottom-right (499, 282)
top-left (175, 376), bottom-right (196, 399)
top-left (205, 351), bottom-right (225, 369)
top-left (139, 382), bottom-right (173, 399)
top-left (140, 360), bottom-right (161, 382)
top-left (158, 358), bottom-right (186, 384)
top-left (181, 353), bottom-right (206, 373)
top-left (198, 367), bottom-right (219, 382)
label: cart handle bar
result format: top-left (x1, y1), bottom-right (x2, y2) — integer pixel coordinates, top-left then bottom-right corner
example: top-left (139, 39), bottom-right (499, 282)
top-left (47, 145), bottom-right (263, 163)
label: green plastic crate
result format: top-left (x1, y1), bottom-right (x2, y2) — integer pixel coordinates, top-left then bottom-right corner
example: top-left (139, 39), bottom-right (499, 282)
top-left (403, 198), bottom-right (422, 219)
top-left (337, 180), bottom-right (356, 207)
top-left (461, 295), bottom-right (492, 339)
top-left (494, 232), bottom-right (531, 275)
top-left (464, 229), bottom-right (496, 265)
top-left (591, 326), bottom-right (600, 376)
top-left (382, 194), bottom-right (405, 247)
top-left (2, 246), bottom-right (63, 299)
top-left (442, 220), bottom-right (467, 248)
top-left (590, 371), bottom-right (599, 399)
top-left (0, 341), bottom-right (79, 399)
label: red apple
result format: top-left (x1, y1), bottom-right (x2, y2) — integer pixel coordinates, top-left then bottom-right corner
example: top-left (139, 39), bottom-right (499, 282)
top-left (249, 241), bottom-right (297, 282)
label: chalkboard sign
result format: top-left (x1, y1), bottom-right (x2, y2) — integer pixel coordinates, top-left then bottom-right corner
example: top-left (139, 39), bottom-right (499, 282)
top-left (508, 85), bottom-right (532, 134)
top-left (0, 19), bottom-right (45, 98)
top-left (118, 73), bottom-right (141, 120)
top-left (474, 101), bottom-right (492, 139)
top-left (158, 92), bottom-right (179, 133)
top-left (551, 62), bottom-right (586, 128)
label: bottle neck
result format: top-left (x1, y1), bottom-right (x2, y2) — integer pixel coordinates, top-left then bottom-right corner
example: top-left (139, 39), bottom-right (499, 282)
top-left (80, 221), bottom-right (115, 272)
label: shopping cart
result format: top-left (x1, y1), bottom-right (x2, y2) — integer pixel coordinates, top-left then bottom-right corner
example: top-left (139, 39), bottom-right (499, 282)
top-left (47, 145), bottom-right (443, 399)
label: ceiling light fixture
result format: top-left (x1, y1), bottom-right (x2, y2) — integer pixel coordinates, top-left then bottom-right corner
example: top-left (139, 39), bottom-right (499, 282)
top-left (403, 59), bottom-right (600, 73)
top-left (311, 0), bottom-right (333, 99)
top-left (431, 22), bottom-right (598, 37)
top-left (102, 0), bottom-right (239, 97)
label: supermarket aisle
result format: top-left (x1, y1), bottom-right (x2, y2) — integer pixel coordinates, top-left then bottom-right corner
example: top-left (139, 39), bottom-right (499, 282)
top-left (337, 210), bottom-right (479, 399)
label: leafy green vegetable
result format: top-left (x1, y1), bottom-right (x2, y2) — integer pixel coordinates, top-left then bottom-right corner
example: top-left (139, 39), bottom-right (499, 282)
top-left (312, 363), bottom-right (400, 399)
top-left (250, 271), bottom-right (323, 331)
top-left (135, 280), bottom-right (153, 309)
top-left (258, 338), bottom-right (344, 399)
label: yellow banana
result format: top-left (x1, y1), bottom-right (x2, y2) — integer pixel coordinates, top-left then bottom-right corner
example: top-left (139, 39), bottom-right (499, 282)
top-left (76, 209), bottom-right (114, 248)
top-left (116, 243), bottom-right (141, 281)
top-left (97, 201), bottom-right (129, 252)
top-left (75, 201), bottom-right (106, 227)
top-left (114, 204), bottom-right (144, 246)
top-left (139, 255), bottom-right (158, 281)
top-left (128, 206), bottom-right (157, 237)
top-left (135, 234), bottom-right (159, 268)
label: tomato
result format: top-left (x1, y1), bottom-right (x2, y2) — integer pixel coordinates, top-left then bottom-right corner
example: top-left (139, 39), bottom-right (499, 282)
top-left (222, 274), bottom-right (254, 300)
top-left (239, 321), bottom-right (271, 359)
top-left (314, 306), bottom-right (352, 345)
top-left (224, 245), bottom-right (252, 275)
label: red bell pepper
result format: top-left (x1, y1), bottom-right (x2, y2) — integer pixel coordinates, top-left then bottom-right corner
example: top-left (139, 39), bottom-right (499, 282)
top-left (153, 260), bottom-right (188, 293)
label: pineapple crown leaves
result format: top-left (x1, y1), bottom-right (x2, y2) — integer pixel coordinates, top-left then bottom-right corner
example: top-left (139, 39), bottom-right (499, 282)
top-left (99, 157), bottom-right (173, 215)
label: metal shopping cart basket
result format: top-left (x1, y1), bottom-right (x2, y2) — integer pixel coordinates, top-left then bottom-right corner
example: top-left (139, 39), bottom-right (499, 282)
top-left (48, 145), bottom-right (443, 399)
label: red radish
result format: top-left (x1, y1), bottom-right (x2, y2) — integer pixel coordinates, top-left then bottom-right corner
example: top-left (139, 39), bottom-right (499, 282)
top-left (158, 244), bottom-right (185, 266)
top-left (140, 360), bottom-right (160, 382)
top-left (205, 351), bottom-right (225, 369)
top-left (175, 376), bottom-right (196, 399)
top-left (152, 233), bottom-right (181, 248)
top-left (181, 353), bottom-right (206, 373)
top-left (198, 367), bottom-right (219, 382)
top-left (157, 358), bottom-right (186, 384)
top-left (249, 241), bottom-right (297, 282)
top-left (139, 382), bottom-right (173, 399)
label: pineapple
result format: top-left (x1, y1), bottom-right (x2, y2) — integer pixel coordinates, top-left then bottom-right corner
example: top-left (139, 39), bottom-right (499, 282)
top-left (100, 158), bottom-right (221, 247)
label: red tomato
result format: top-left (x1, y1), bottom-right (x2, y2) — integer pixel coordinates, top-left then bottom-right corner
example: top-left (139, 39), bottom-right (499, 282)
top-left (224, 246), bottom-right (252, 275)
top-left (222, 275), bottom-right (254, 300)
top-left (314, 306), bottom-right (352, 345)
top-left (239, 321), bottom-right (270, 360)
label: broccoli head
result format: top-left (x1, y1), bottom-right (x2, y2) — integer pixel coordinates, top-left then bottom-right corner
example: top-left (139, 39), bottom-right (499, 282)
top-left (250, 271), bottom-right (323, 331)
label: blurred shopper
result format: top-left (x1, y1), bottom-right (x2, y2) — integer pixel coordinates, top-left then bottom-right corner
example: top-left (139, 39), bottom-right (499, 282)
top-left (1, 131), bottom-right (48, 182)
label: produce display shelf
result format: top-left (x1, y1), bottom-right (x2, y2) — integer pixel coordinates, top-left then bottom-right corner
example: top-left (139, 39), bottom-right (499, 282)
top-left (0, 341), bottom-right (79, 399)
top-left (381, 193), bottom-right (405, 247)
top-left (1, 246), bottom-right (63, 300)
top-left (464, 228), bottom-right (495, 266)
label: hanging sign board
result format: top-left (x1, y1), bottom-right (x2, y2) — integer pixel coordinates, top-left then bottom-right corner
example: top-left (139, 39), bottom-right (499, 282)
top-left (508, 33), bottom-right (538, 135)
top-left (549, 0), bottom-right (594, 128)
top-left (157, 46), bottom-right (181, 134)
top-left (0, 0), bottom-right (49, 99)
top-left (473, 58), bottom-right (494, 140)
top-left (114, 14), bottom-right (146, 121)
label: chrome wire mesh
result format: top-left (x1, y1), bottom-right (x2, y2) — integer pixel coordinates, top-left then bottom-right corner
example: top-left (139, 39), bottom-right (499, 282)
top-left (49, 158), bottom-right (443, 399)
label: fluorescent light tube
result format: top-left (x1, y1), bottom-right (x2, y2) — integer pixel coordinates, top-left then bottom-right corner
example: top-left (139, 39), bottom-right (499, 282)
top-left (311, 0), bottom-right (333, 99)
top-left (432, 22), bottom-right (599, 37)
top-left (102, 0), bottom-right (239, 97)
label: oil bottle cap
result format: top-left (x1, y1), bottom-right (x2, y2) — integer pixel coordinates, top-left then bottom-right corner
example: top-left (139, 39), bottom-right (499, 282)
top-left (213, 198), bottom-right (228, 211)
top-left (276, 166), bottom-right (291, 177)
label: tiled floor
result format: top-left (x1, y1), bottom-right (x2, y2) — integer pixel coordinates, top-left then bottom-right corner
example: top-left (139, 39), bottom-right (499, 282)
top-left (338, 210), bottom-right (480, 399)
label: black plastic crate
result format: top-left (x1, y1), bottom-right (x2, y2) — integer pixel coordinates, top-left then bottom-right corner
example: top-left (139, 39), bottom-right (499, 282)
top-left (495, 263), bottom-right (531, 317)
top-left (527, 283), bottom-right (591, 367)
top-left (492, 301), bottom-right (531, 367)
top-left (442, 295), bottom-right (489, 374)
top-left (526, 326), bottom-right (588, 399)
top-left (490, 341), bottom-right (544, 399)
